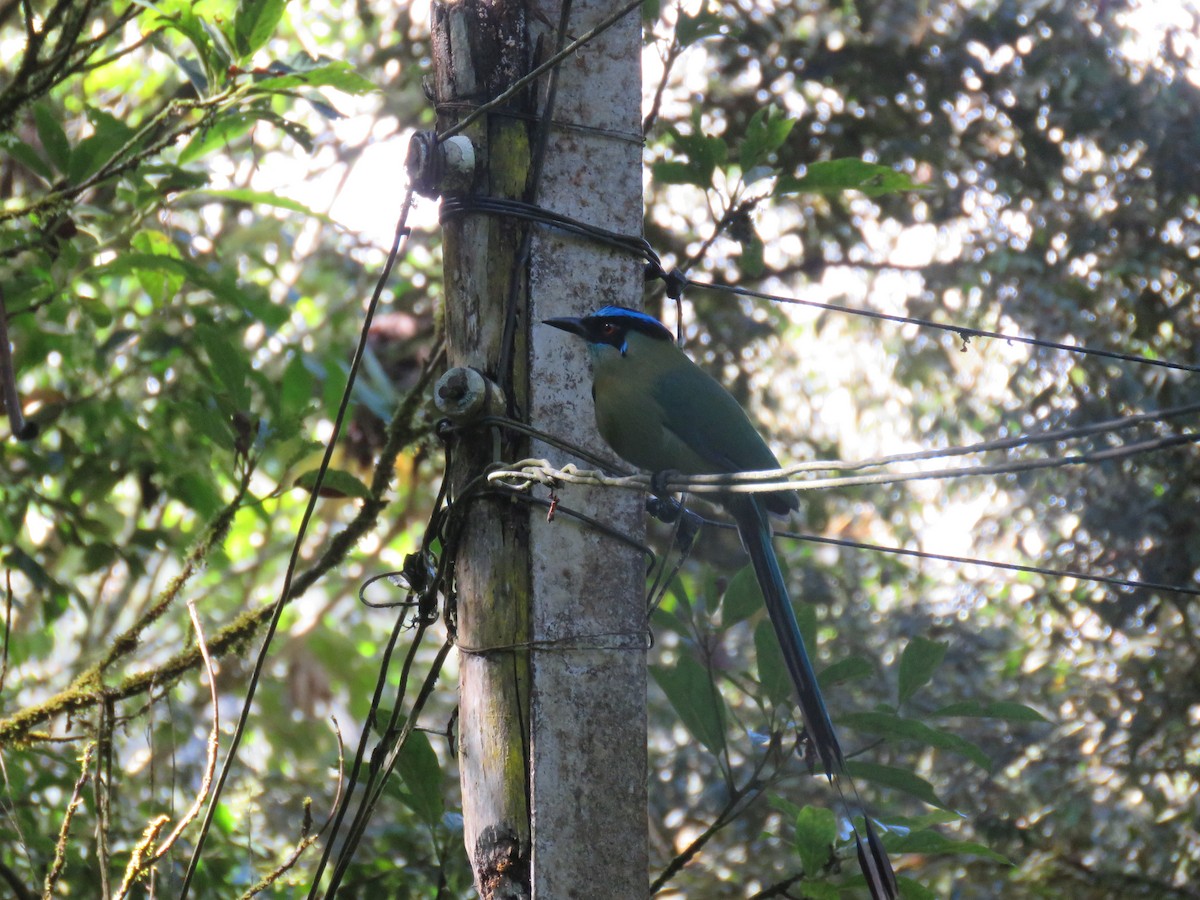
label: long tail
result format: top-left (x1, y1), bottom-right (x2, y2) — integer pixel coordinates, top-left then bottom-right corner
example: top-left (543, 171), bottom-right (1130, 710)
top-left (731, 496), bottom-right (843, 776)
top-left (731, 496), bottom-right (897, 899)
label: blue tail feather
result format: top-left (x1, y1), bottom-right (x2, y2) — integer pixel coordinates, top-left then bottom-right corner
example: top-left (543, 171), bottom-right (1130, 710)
top-left (730, 496), bottom-right (844, 777)
top-left (730, 496), bottom-right (897, 899)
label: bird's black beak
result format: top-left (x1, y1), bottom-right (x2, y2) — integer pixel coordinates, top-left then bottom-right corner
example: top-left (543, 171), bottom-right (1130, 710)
top-left (542, 316), bottom-right (589, 339)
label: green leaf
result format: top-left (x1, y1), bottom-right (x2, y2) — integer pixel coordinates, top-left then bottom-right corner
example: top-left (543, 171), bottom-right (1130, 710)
top-left (178, 112), bottom-right (258, 165)
top-left (775, 158), bottom-right (923, 198)
top-left (280, 353), bottom-right (315, 418)
top-left (675, 7), bottom-right (723, 46)
top-left (3, 547), bottom-right (70, 621)
top-left (649, 605), bottom-right (690, 642)
top-left (179, 399), bottom-right (236, 449)
top-left (68, 108), bottom-right (135, 183)
top-left (793, 593), bottom-right (817, 650)
top-left (651, 654), bottom-right (726, 757)
top-left (895, 876), bottom-right (939, 899)
top-left (739, 106), bottom-right (796, 171)
top-left (889, 828), bottom-right (1012, 864)
top-left (170, 471), bottom-right (225, 518)
top-left (81, 542), bottom-right (119, 574)
top-left (657, 125), bottom-right (728, 188)
top-left (293, 468), bottom-right (373, 500)
top-left (817, 654), bottom-right (873, 687)
top-left (651, 160), bottom-right (697, 186)
top-left (214, 801), bottom-right (238, 835)
top-left (173, 54), bottom-right (210, 93)
top-left (722, 563), bottom-right (809, 641)
top-left (680, 130), bottom-right (727, 180)
top-left (0, 495), bottom-right (27, 546)
top-left (258, 111), bottom-right (314, 153)
top-left (233, 0), bottom-right (286, 58)
top-left (793, 805), bottom-right (837, 876)
top-left (33, 104), bottom-right (70, 173)
top-left (898, 636), bottom-right (948, 705)
top-left (754, 618), bottom-right (791, 705)
top-left (253, 60), bottom-right (376, 95)
top-left (721, 564), bottom-right (762, 625)
top-left (396, 728), bottom-right (444, 826)
top-left (652, 578), bottom-right (693, 635)
top-left (0, 133), bottom-right (53, 181)
top-left (742, 164), bottom-right (775, 187)
top-left (200, 16), bottom-right (236, 69)
top-left (797, 883), bottom-right (841, 900)
top-left (130, 231), bottom-right (185, 300)
top-left (238, 282), bottom-right (290, 330)
top-left (886, 810), bottom-right (966, 831)
top-left (738, 235), bottom-right (764, 278)
top-left (845, 761), bottom-right (947, 809)
top-left (96, 253), bottom-right (259, 315)
top-left (196, 323), bottom-right (251, 408)
top-left (839, 711), bottom-right (992, 771)
top-left (933, 700), bottom-right (1049, 723)
top-left (769, 793), bottom-right (803, 821)
top-left (184, 187), bottom-right (334, 222)
top-left (85, 303), bottom-right (117, 331)
top-left (148, 2), bottom-right (218, 82)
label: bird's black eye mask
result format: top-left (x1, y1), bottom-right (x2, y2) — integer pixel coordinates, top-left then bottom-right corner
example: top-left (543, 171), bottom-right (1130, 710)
top-left (591, 320), bottom-right (629, 355)
top-left (586, 308), bottom-right (672, 355)
top-left (543, 306), bottom-right (672, 356)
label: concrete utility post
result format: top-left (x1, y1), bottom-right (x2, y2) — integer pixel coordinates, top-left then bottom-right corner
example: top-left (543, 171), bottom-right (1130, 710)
top-left (430, 1), bottom-right (647, 898)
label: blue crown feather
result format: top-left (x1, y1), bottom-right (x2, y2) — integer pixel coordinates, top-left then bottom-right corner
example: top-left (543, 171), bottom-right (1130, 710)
top-left (592, 306), bottom-right (672, 341)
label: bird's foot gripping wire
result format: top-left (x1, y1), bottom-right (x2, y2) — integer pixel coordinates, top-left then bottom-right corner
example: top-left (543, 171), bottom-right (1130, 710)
top-left (644, 494), bottom-right (703, 551)
top-left (645, 492), bottom-right (682, 522)
top-left (389, 549), bottom-right (440, 620)
top-left (649, 468), bottom-right (681, 500)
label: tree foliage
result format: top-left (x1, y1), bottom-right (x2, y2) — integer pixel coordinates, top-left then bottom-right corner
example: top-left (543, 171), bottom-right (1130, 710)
top-left (1, 0), bottom-right (1198, 897)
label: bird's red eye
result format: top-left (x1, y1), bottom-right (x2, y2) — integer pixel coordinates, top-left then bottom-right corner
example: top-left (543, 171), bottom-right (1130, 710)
top-left (601, 323), bottom-right (618, 336)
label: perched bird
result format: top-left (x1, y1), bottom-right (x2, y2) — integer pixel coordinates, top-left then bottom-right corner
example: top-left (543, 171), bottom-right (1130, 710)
top-left (544, 305), bottom-right (896, 899)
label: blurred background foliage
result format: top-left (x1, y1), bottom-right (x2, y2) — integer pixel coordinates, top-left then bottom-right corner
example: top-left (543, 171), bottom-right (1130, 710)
top-left (1, 0), bottom-right (1198, 897)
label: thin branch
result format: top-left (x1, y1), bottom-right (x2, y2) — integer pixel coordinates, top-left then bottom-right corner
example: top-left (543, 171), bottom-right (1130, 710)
top-left (114, 602), bottom-right (221, 899)
top-left (643, 20), bottom-right (685, 136)
top-left (42, 743), bottom-right (95, 898)
top-left (0, 861), bottom-right (36, 900)
top-left (239, 799), bottom-right (319, 899)
top-left (94, 699), bottom-right (113, 900)
top-left (1, 569), bottom-right (13, 693)
top-left (0, 87), bottom-right (243, 225)
top-left (320, 638), bottom-right (454, 895)
top-left (0, 347), bottom-right (440, 744)
top-left (748, 873), bottom-right (806, 898)
top-left (179, 190), bottom-right (422, 896)
top-left (0, 286), bottom-right (38, 441)
top-left (87, 470), bottom-right (250, 678)
top-left (0, 2), bottom-right (140, 132)
top-left (269, 714), bottom-right (348, 895)
top-left (650, 743), bottom-right (780, 894)
top-left (113, 816), bottom-right (169, 900)
top-left (111, 604), bottom-right (217, 896)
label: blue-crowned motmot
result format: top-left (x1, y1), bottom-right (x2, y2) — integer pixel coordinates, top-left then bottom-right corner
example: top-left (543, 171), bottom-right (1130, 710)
top-left (545, 305), bottom-right (896, 899)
